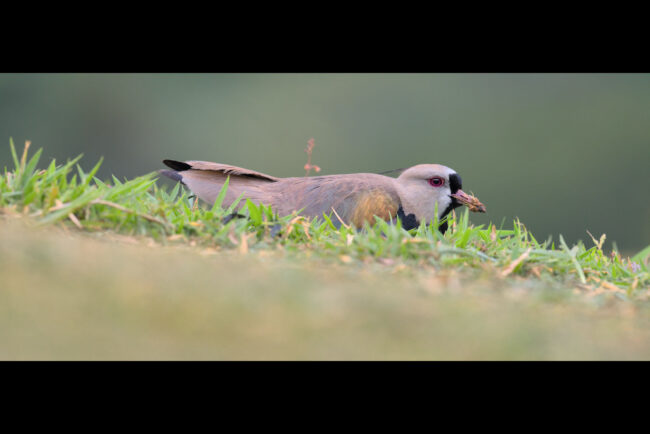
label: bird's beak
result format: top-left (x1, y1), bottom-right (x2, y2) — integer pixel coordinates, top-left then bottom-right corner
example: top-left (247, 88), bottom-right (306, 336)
top-left (451, 189), bottom-right (486, 213)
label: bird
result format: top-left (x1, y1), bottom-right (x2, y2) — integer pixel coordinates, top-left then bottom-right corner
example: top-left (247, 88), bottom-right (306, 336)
top-left (160, 159), bottom-right (486, 233)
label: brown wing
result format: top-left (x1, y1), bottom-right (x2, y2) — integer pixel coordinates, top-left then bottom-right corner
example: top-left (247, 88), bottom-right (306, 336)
top-left (347, 189), bottom-right (400, 227)
top-left (269, 174), bottom-right (400, 228)
top-left (161, 161), bottom-right (401, 226)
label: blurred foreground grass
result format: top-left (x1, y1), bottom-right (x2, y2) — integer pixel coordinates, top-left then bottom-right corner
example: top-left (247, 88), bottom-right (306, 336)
top-left (1, 140), bottom-right (650, 360)
top-left (2, 221), bottom-right (650, 360)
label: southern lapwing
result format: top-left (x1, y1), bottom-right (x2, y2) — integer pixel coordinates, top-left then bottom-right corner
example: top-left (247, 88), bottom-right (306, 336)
top-left (160, 160), bottom-right (485, 233)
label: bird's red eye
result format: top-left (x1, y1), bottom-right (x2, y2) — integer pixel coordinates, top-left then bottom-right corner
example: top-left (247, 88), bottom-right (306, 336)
top-left (429, 176), bottom-right (445, 187)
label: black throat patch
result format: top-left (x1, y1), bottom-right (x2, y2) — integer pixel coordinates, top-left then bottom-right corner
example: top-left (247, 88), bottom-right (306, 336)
top-left (397, 206), bottom-right (420, 230)
top-left (449, 173), bottom-right (462, 195)
top-left (397, 205), bottom-right (453, 234)
top-left (437, 173), bottom-right (464, 234)
top-left (440, 172), bottom-right (464, 219)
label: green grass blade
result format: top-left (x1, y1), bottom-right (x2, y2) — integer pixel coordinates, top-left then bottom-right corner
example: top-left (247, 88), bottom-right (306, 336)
top-left (9, 137), bottom-right (20, 170)
top-left (211, 176), bottom-right (230, 212)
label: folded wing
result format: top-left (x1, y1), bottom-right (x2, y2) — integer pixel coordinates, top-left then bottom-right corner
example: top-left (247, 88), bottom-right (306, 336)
top-left (161, 160), bottom-right (401, 228)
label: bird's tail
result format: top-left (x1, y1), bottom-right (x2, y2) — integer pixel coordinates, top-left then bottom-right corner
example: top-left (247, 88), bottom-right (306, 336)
top-left (159, 159), bottom-right (277, 207)
top-left (159, 160), bottom-right (191, 183)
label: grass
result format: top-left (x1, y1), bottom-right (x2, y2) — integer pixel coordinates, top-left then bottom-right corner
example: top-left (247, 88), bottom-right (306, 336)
top-left (1, 139), bottom-right (650, 359)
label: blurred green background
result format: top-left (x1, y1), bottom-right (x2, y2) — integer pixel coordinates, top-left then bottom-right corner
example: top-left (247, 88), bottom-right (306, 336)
top-left (1, 73), bottom-right (648, 252)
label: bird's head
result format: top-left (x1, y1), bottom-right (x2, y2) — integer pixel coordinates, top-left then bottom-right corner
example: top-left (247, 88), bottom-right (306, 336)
top-left (395, 164), bottom-right (486, 223)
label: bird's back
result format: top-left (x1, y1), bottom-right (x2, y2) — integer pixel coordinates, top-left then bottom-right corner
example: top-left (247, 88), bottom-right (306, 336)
top-left (161, 160), bottom-right (402, 226)
top-left (265, 174), bottom-right (400, 225)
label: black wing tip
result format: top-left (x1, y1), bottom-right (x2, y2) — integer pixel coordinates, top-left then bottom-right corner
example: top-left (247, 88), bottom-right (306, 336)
top-left (163, 159), bottom-right (192, 171)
